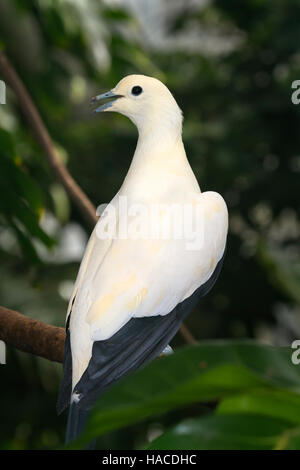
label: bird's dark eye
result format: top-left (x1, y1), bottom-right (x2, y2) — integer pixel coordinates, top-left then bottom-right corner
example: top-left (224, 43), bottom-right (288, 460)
top-left (131, 86), bottom-right (143, 96)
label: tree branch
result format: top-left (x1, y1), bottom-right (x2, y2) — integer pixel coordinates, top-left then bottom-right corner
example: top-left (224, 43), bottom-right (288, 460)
top-left (0, 51), bottom-right (197, 350)
top-left (179, 323), bottom-right (198, 345)
top-left (0, 51), bottom-right (97, 228)
top-left (0, 306), bottom-right (64, 363)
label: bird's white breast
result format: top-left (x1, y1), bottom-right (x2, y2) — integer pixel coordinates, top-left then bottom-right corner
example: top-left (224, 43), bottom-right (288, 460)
top-left (68, 131), bottom-right (227, 389)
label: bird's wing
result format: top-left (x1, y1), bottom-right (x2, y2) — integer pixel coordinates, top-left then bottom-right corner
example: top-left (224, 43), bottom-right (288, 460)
top-left (73, 248), bottom-right (226, 411)
top-left (65, 229), bottom-right (112, 325)
top-left (86, 192), bottom-right (227, 336)
top-left (57, 227), bottom-right (113, 414)
top-left (57, 191), bottom-right (227, 412)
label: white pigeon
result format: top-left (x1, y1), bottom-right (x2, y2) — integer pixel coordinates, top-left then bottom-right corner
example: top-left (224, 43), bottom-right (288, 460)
top-left (57, 75), bottom-right (228, 445)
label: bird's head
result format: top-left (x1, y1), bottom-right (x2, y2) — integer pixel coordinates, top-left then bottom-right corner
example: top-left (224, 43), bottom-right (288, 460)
top-left (91, 75), bottom-right (183, 136)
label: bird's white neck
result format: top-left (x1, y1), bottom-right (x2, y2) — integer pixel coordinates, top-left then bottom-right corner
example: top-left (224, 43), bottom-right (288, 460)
top-left (136, 122), bottom-right (182, 163)
top-left (120, 122), bottom-right (200, 199)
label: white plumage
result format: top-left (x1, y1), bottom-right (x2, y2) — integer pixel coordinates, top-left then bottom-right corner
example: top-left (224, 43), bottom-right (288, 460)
top-left (58, 75), bottom-right (228, 442)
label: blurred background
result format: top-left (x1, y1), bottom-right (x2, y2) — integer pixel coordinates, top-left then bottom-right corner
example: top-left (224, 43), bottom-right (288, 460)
top-left (0, 0), bottom-right (299, 450)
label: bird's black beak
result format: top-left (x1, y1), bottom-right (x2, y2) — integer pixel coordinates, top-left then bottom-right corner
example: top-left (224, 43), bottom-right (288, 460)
top-left (90, 90), bottom-right (123, 113)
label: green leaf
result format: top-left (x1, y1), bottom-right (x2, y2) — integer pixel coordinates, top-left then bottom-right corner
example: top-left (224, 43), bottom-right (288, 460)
top-left (68, 341), bottom-right (300, 448)
top-left (0, 154), bottom-right (45, 216)
top-left (12, 166), bottom-right (45, 216)
top-left (257, 241), bottom-right (300, 305)
top-left (102, 8), bottom-right (132, 21)
top-left (0, 129), bottom-right (16, 158)
top-left (217, 389), bottom-right (300, 425)
top-left (11, 221), bottom-right (41, 263)
top-left (146, 414), bottom-right (296, 450)
top-left (277, 428), bottom-right (300, 450)
top-left (0, 191), bottom-right (54, 248)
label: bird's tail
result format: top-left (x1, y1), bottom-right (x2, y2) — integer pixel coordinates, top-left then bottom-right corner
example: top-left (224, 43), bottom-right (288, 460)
top-left (66, 402), bottom-right (96, 449)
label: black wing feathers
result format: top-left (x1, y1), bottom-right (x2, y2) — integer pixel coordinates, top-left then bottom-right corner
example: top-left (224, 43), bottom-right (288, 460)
top-left (57, 247), bottom-right (226, 412)
top-left (57, 329), bottom-right (73, 414)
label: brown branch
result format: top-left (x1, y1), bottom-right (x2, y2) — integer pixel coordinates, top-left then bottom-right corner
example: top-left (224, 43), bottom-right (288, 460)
top-left (179, 323), bottom-right (198, 345)
top-left (0, 304), bottom-right (196, 364)
top-left (0, 51), bottom-right (196, 349)
top-left (0, 305), bottom-right (198, 363)
top-left (0, 51), bottom-right (97, 228)
top-left (0, 306), bottom-right (65, 363)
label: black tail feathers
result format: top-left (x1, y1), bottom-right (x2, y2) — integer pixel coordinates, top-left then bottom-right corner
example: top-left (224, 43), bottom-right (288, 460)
top-left (65, 402), bottom-right (96, 449)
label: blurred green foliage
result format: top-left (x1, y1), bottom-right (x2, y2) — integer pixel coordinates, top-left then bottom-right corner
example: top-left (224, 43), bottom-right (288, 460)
top-left (0, 0), bottom-right (299, 450)
top-left (71, 341), bottom-right (300, 450)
